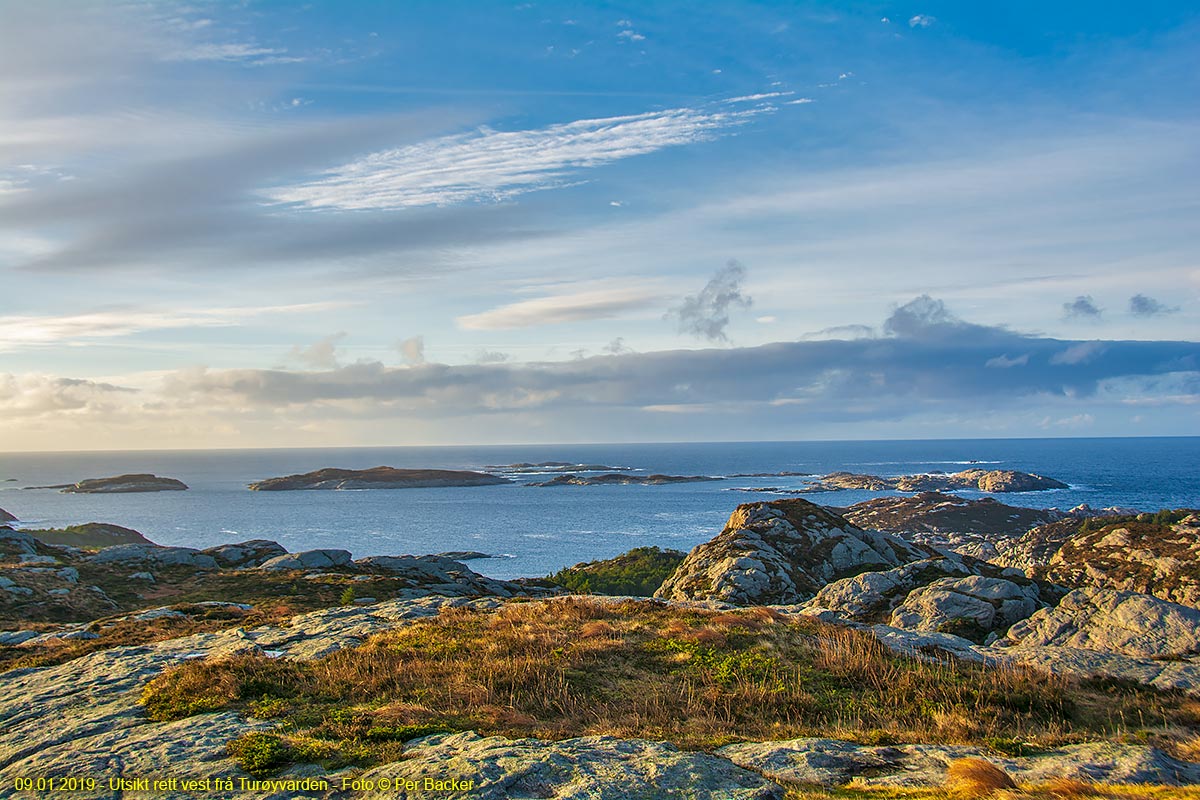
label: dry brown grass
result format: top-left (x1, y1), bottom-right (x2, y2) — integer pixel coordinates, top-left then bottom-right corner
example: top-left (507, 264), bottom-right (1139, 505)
top-left (945, 758), bottom-right (1017, 797)
top-left (139, 597), bottom-right (1200, 777)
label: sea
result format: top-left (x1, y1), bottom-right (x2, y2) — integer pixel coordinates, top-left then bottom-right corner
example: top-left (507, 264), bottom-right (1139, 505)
top-left (0, 438), bottom-right (1196, 581)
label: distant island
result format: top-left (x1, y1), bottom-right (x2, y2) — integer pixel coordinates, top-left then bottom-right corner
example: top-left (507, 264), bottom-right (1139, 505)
top-left (801, 468), bottom-right (1067, 493)
top-left (529, 473), bottom-right (720, 487)
top-left (26, 474), bottom-right (189, 494)
top-left (248, 466), bottom-right (511, 491)
top-left (485, 461), bottom-right (634, 473)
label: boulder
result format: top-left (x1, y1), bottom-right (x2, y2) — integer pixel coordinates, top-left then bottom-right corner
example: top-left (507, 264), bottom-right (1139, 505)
top-left (355, 731), bottom-right (783, 799)
top-left (201, 539), bottom-right (288, 568)
top-left (259, 549), bottom-right (353, 570)
top-left (889, 575), bottom-right (1041, 642)
top-left (655, 499), bottom-right (934, 605)
top-left (800, 557), bottom-right (975, 623)
top-left (1004, 587), bottom-right (1200, 658)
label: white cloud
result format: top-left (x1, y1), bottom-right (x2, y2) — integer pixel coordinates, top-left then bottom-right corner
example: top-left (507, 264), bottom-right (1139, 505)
top-left (267, 105), bottom-right (770, 211)
top-left (397, 335), bottom-right (426, 365)
top-left (985, 353), bottom-right (1029, 368)
top-left (908, 15), bottom-right (936, 28)
top-left (617, 30), bottom-right (646, 42)
top-left (457, 286), bottom-right (665, 330)
top-left (727, 92), bottom-right (794, 103)
top-left (0, 302), bottom-right (349, 352)
top-left (1050, 342), bottom-right (1106, 365)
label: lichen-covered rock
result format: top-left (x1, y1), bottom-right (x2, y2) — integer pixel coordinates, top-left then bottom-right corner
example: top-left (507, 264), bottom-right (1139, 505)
top-left (0, 528), bottom-right (39, 559)
top-left (1004, 587), bottom-right (1200, 658)
top-left (718, 738), bottom-right (1200, 787)
top-left (354, 731), bottom-right (783, 799)
top-left (0, 596), bottom-right (502, 794)
top-left (889, 575), bottom-right (1041, 642)
top-left (259, 549), bottom-right (352, 571)
top-left (202, 540), bottom-right (288, 568)
top-left (354, 555), bottom-right (518, 597)
top-left (89, 544), bottom-right (218, 569)
top-left (655, 499), bottom-right (933, 605)
top-left (1037, 516), bottom-right (1200, 609)
top-left (800, 558), bottom-right (975, 622)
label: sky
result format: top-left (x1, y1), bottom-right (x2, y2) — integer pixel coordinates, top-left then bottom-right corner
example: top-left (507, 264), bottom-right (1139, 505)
top-left (1, 0), bottom-right (1198, 451)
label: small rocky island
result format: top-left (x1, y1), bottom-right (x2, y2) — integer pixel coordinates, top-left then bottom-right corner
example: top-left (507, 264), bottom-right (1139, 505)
top-left (803, 468), bottom-right (1067, 493)
top-left (485, 461), bottom-right (634, 473)
top-left (29, 474), bottom-right (190, 493)
top-left (248, 466), bottom-right (511, 491)
top-left (529, 473), bottom-right (720, 487)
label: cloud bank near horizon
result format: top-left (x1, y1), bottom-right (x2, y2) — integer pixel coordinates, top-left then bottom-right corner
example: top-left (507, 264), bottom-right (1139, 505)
top-left (3, 298), bottom-right (1196, 449)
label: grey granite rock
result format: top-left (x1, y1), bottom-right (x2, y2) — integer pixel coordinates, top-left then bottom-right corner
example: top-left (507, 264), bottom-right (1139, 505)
top-left (354, 731), bottom-right (783, 800)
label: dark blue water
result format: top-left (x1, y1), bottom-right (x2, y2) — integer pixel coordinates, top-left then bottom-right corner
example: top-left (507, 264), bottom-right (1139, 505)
top-left (0, 438), bottom-right (1196, 580)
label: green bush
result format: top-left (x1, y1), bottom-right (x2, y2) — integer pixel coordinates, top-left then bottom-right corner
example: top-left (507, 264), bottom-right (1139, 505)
top-left (227, 733), bottom-right (292, 776)
top-left (547, 546), bottom-right (686, 596)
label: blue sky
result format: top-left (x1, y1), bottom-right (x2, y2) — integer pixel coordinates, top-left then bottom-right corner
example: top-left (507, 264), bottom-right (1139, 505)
top-left (0, 1), bottom-right (1197, 450)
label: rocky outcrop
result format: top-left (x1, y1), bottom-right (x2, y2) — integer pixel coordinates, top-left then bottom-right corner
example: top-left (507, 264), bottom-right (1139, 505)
top-left (248, 466), bottom-right (510, 491)
top-left (719, 738), bottom-right (1200, 787)
top-left (57, 474), bottom-right (188, 493)
top-left (837, 492), bottom-right (1061, 539)
top-left (655, 499), bottom-right (933, 605)
top-left (804, 469), bottom-right (1067, 494)
top-left (201, 540), bottom-right (288, 568)
top-left (889, 575), bottom-right (1042, 642)
top-left (353, 555), bottom-right (523, 598)
top-left (997, 514), bottom-right (1200, 609)
top-left (530, 473), bottom-right (719, 487)
top-left (88, 544), bottom-right (218, 569)
top-left (0, 509), bottom-right (15, 523)
top-left (1041, 516), bottom-right (1200, 609)
top-left (259, 549), bottom-right (353, 570)
top-left (356, 732), bottom-right (782, 799)
top-left (27, 523), bottom-right (152, 548)
top-left (798, 554), bottom-right (1048, 642)
top-left (1003, 587), bottom-right (1200, 659)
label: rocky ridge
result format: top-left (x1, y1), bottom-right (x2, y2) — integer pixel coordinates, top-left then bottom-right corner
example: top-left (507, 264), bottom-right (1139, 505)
top-left (655, 499), bottom-right (934, 605)
top-left (996, 514), bottom-right (1200, 609)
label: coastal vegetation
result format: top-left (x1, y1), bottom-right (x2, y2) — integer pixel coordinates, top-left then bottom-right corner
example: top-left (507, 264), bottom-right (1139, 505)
top-left (142, 597), bottom-right (1200, 777)
top-left (546, 546), bottom-right (686, 595)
